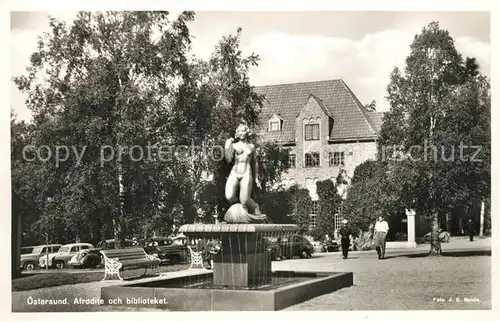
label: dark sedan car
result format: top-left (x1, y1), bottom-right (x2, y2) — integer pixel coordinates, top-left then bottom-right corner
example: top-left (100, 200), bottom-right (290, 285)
top-left (266, 235), bottom-right (315, 260)
top-left (96, 239), bottom-right (136, 249)
top-left (142, 237), bottom-right (188, 265)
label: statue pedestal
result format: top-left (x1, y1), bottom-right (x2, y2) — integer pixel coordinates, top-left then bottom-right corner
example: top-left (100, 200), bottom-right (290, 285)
top-left (224, 203), bottom-right (268, 224)
top-left (179, 224), bottom-right (298, 288)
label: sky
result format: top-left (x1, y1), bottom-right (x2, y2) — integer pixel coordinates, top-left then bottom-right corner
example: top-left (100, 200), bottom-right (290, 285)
top-left (10, 11), bottom-right (491, 122)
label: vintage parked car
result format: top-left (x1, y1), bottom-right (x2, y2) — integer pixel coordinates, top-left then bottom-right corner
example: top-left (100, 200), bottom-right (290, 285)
top-left (20, 244), bottom-right (62, 271)
top-left (96, 239), bottom-right (136, 249)
top-left (70, 238), bottom-right (141, 269)
top-left (266, 235), bottom-right (315, 260)
top-left (39, 243), bottom-right (94, 269)
top-left (171, 235), bottom-right (188, 246)
top-left (69, 239), bottom-right (137, 269)
top-left (322, 240), bottom-right (341, 252)
top-left (143, 237), bottom-right (188, 265)
top-left (69, 249), bottom-right (103, 268)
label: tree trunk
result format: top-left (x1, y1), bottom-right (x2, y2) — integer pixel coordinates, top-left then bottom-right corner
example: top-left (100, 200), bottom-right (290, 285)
top-left (116, 159), bottom-right (125, 249)
top-left (113, 71), bottom-right (126, 250)
top-left (429, 212), bottom-right (441, 255)
top-left (479, 199), bottom-right (484, 238)
top-left (112, 216), bottom-right (122, 247)
top-left (485, 197), bottom-right (490, 235)
top-left (445, 212), bottom-right (451, 232)
top-left (427, 112), bottom-right (441, 256)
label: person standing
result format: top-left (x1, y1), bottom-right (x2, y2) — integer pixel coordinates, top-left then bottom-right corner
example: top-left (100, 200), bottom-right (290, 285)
top-left (465, 218), bottom-right (475, 242)
top-left (323, 234), bottom-right (332, 253)
top-left (373, 216), bottom-right (389, 259)
top-left (339, 219), bottom-right (352, 259)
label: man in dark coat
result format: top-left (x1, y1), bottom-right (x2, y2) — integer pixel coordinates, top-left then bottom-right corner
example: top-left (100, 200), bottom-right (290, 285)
top-left (465, 218), bottom-right (475, 242)
top-left (339, 219), bottom-right (354, 259)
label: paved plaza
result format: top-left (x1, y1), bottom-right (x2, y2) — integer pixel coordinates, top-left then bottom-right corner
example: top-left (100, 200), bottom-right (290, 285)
top-left (12, 238), bottom-right (491, 311)
top-left (279, 252), bottom-right (490, 310)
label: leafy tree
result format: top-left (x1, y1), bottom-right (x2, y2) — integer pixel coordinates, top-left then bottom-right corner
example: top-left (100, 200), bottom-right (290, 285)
top-left (378, 21), bottom-right (490, 255)
top-left (433, 75), bottom-right (490, 225)
top-left (255, 141), bottom-right (290, 194)
top-left (253, 141), bottom-right (291, 223)
top-left (11, 113), bottom-right (68, 244)
top-left (286, 185), bottom-right (313, 234)
top-left (463, 57), bottom-right (480, 80)
top-left (13, 12), bottom-right (197, 248)
top-left (13, 13), bottom-right (271, 245)
top-left (344, 161), bottom-right (388, 230)
top-left (312, 179), bottom-right (343, 240)
top-left (258, 189), bottom-right (292, 224)
top-left (171, 27), bottom-right (265, 223)
top-left (11, 115), bottom-right (38, 241)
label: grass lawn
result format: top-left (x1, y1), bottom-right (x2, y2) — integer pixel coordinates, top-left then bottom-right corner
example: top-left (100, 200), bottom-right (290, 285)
top-left (12, 264), bottom-right (190, 292)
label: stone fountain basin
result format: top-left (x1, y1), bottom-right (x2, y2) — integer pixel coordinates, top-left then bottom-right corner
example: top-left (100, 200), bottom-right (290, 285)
top-left (178, 223), bottom-right (300, 234)
top-left (100, 270), bottom-right (353, 311)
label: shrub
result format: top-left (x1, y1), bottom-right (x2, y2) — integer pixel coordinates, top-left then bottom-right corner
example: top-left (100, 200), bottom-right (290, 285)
top-left (353, 229), bottom-right (375, 251)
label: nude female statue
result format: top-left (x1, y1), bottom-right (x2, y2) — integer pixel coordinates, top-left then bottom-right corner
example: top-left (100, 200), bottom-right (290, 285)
top-left (223, 124), bottom-right (267, 223)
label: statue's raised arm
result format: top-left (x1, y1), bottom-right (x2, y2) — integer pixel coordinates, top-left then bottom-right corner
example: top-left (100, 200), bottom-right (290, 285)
top-left (224, 137), bottom-right (235, 163)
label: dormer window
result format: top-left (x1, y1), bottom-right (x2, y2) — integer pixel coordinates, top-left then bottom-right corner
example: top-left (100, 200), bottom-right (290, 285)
top-left (268, 114), bottom-right (284, 132)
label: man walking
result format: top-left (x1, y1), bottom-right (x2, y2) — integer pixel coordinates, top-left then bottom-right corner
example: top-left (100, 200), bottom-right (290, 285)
top-left (339, 219), bottom-right (352, 259)
top-left (373, 216), bottom-right (389, 259)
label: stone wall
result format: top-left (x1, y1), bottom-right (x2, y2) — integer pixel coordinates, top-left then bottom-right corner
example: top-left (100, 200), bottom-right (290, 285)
top-left (281, 142), bottom-right (378, 199)
top-left (276, 95), bottom-right (378, 199)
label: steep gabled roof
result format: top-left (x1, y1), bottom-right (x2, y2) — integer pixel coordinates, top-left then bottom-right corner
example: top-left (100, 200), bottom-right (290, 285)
top-left (254, 79), bottom-right (378, 142)
top-left (307, 94), bottom-right (333, 119)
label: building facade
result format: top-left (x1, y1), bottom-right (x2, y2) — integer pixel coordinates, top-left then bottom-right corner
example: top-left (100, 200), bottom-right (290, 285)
top-left (255, 79), bottom-right (384, 232)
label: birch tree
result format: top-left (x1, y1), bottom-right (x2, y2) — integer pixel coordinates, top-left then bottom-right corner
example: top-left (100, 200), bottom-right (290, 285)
top-left (378, 21), bottom-right (490, 254)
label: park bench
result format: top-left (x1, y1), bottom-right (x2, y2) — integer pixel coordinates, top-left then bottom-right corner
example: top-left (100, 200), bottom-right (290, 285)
top-left (187, 245), bottom-right (212, 270)
top-left (100, 247), bottom-right (161, 281)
